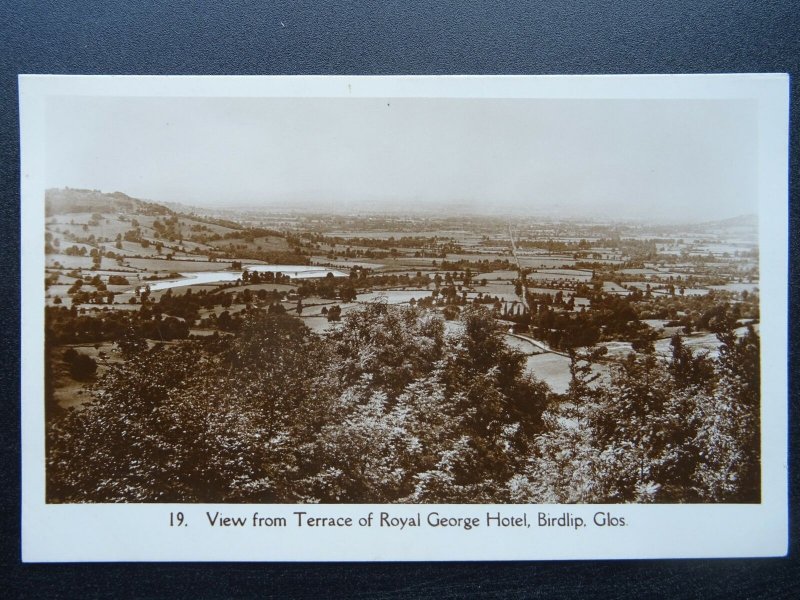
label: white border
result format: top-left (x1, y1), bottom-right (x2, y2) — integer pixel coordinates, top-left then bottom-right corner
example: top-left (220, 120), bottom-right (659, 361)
top-left (20, 74), bottom-right (789, 562)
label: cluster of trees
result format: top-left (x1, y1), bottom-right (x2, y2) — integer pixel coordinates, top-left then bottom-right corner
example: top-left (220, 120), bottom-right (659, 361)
top-left (65, 275), bottom-right (115, 305)
top-left (438, 259), bottom-right (512, 273)
top-left (356, 271), bottom-right (431, 289)
top-left (46, 305), bottom-right (192, 345)
top-left (48, 283), bottom-right (241, 344)
top-left (323, 305), bottom-right (342, 321)
top-left (63, 245), bottom-right (89, 257)
top-left (151, 215), bottom-right (183, 241)
top-left (240, 270), bottom-right (298, 285)
top-left (123, 228), bottom-right (144, 244)
top-left (511, 282), bottom-right (757, 352)
top-left (69, 289), bottom-right (115, 305)
top-left (61, 348), bottom-right (98, 381)
top-left (293, 276), bottom-right (358, 302)
top-left (511, 326), bottom-right (760, 503)
top-left (501, 290), bottom-right (645, 350)
top-left (640, 292), bottom-right (760, 331)
top-left (308, 233), bottom-right (462, 253)
top-left (47, 304), bottom-right (759, 504)
top-left (199, 231), bottom-right (310, 265)
top-left (510, 236), bottom-right (650, 256)
top-left (222, 227), bottom-right (282, 242)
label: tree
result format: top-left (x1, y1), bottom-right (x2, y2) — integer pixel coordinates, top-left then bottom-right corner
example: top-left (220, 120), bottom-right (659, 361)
top-left (668, 334), bottom-right (713, 389)
top-left (339, 282), bottom-right (357, 303)
top-left (115, 327), bottom-right (148, 357)
top-left (217, 310), bottom-right (234, 331)
top-left (698, 324), bottom-right (760, 501)
top-left (442, 305), bottom-right (459, 320)
top-left (66, 351), bottom-right (97, 381)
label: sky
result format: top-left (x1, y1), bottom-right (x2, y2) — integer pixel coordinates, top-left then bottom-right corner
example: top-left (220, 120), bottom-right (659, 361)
top-left (46, 95), bottom-right (758, 221)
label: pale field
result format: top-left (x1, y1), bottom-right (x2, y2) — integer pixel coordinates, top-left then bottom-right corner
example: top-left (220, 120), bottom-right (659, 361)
top-left (96, 241), bottom-right (163, 257)
top-left (693, 243), bottom-right (757, 255)
top-left (50, 341), bottom-right (119, 409)
top-left (527, 270), bottom-right (592, 282)
top-left (641, 319), bottom-right (669, 330)
top-left (650, 288), bottom-right (710, 297)
top-left (206, 234), bottom-right (291, 254)
top-left (372, 270), bottom-right (436, 278)
top-left (602, 282), bottom-right (629, 294)
top-left (626, 281), bottom-right (657, 290)
top-left (46, 254), bottom-right (96, 270)
top-left (572, 297), bottom-right (591, 310)
top-left (46, 241), bottom-right (96, 255)
top-left (357, 290), bottom-right (433, 304)
top-left (124, 257), bottom-right (225, 272)
top-left (517, 256), bottom-right (578, 268)
top-left (471, 281), bottom-right (514, 293)
top-left (526, 353), bottom-right (611, 394)
top-left (504, 335), bottom-right (544, 355)
top-left (46, 284), bottom-right (76, 296)
top-left (525, 287), bottom-right (575, 296)
top-left (467, 290), bottom-right (521, 303)
top-left (620, 268), bottom-right (663, 276)
top-left (524, 353), bottom-right (572, 394)
top-left (309, 257), bottom-right (386, 269)
top-left (708, 282), bottom-right (760, 293)
top-left (70, 303), bottom-right (140, 312)
top-left (386, 257), bottom-right (444, 267)
top-left (238, 283), bottom-right (297, 293)
top-left (298, 301), bottom-right (366, 334)
top-left (444, 253), bottom-right (513, 263)
top-left (477, 270), bottom-right (517, 280)
top-left (301, 315), bottom-right (337, 334)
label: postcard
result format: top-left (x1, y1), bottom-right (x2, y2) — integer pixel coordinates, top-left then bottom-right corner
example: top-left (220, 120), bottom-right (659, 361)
top-left (20, 74), bottom-right (788, 561)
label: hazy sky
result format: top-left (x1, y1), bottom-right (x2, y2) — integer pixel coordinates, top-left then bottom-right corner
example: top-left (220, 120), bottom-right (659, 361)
top-left (46, 95), bottom-right (757, 221)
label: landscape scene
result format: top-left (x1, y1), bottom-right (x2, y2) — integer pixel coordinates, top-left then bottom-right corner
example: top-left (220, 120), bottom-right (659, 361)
top-left (43, 95), bottom-right (761, 504)
top-left (44, 187), bottom-right (760, 504)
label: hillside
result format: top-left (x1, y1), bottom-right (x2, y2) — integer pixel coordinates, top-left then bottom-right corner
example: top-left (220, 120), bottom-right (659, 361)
top-left (692, 213), bottom-right (758, 231)
top-left (45, 188), bottom-right (173, 217)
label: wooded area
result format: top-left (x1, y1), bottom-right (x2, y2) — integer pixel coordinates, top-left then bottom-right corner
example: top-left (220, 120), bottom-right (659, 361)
top-left (47, 304), bottom-right (760, 504)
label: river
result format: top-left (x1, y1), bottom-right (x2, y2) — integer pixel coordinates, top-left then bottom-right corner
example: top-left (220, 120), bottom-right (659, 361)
top-left (138, 265), bottom-right (347, 292)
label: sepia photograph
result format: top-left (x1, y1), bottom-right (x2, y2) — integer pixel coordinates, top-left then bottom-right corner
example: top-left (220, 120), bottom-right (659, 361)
top-left (20, 75), bottom-right (788, 561)
top-left (40, 90), bottom-right (765, 505)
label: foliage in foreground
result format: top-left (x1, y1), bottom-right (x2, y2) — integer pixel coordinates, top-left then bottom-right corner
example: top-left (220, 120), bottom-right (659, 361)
top-left (47, 305), bottom-right (759, 503)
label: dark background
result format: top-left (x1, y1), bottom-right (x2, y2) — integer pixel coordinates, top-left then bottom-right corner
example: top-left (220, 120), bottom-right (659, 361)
top-left (1, 1), bottom-right (797, 598)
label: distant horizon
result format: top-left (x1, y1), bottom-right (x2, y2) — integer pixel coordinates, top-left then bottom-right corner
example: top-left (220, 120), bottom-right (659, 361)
top-left (46, 96), bottom-right (758, 223)
top-left (48, 186), bottom-right (757, 227)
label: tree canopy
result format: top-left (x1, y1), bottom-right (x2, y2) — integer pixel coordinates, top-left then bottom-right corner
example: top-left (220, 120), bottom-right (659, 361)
top-left (47, 306), bottom-right (760, 504)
